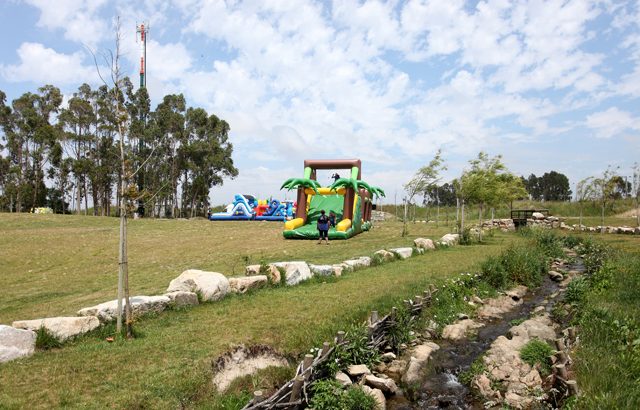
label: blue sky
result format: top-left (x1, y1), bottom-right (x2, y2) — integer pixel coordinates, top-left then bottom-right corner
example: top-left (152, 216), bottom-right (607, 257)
top-left (1, 0), bottom-right (639, 205)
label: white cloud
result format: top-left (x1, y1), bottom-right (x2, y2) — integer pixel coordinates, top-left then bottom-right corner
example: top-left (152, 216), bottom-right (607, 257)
top-left (0, 42), bottom-right (98, 85)
top-left (24, 0), bottom-right (109, 47)
top-left (586, 107), bottom-right (640, 139)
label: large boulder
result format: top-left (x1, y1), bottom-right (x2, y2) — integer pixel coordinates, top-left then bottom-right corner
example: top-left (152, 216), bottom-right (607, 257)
top-left (390, 247), bottom-right (414, 260)
top-left (532, 212), bottom-right (545, 220)
top-left (343, 256), bottom-right (372, 270)
top-left (362, 385), bottom-right (386, 410)
top-left (374, 250), bottom-right (396, 263)
top-left (167, 269), bottom-right (229, 301)
top-left (414, 238), bottom-right (435, 250)
top-left (309, 264), bottom-right (334, 276)
top-left (77, 295), bottom-right (171, 322)
top-left (271, 261), bottom-right (312, 286)
top-left (228, 275), bottom-right (268, 293)
top-left (402, 342), bottom-right (440, 385)
top-left (0, 325), bottom-right (37, 363)
top-left (164, 291), bottom-right (199, 308)
top-left (364, 374), bottom-right (399, 395)
top-left (246, 264), bottom-right (281, 283)
top-left (439, 233), bottom-right (459, 246)
top-left (12, 316), bottom-right (100, 341)
top-left (442, 319), bottom-right (484, 340)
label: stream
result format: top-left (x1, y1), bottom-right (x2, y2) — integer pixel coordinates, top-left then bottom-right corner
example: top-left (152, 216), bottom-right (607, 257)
top-left (388, 257), bottom-right (585, 410)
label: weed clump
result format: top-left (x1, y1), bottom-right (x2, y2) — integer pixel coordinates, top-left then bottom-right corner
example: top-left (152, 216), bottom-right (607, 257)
top-left (309, 379), bottom-right (376, 410)
top-left (35, 326), bottom-right (62, 350)
top-left (520, 339), bottom-right (554, 376)
top-left (480, 244), bottom-right (546, 289)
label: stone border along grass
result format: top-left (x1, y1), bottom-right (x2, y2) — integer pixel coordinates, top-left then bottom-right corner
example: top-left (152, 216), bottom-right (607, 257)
top-left (235, 239), bottom-right (582, 409)
top-left (0, 234), bottom-right (459, 364)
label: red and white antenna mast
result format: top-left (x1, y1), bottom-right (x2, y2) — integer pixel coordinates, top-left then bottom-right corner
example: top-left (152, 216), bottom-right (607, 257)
top-left (136, 22), bottom-right (148, 88)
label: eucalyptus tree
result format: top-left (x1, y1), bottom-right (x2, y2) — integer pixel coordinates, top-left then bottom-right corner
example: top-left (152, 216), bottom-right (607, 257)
top-left (576, 176), bottom-right (595, 229)
top-left (631, 163), bottom-right (639, 227)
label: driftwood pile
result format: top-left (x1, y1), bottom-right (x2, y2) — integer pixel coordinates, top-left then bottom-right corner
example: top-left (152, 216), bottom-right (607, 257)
top-left (241, 285), bottom-right (439, 409)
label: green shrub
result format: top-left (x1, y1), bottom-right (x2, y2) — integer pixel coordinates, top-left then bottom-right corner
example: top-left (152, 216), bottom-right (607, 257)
top-left (565, 277), bottom-right (589, 304)
top-left (309, 379), bottom-right (376, 410)
top-left (35, 326), bottom-right (62, 350)
top-left (520, 339), bottom-right (554, 376)
top-left (562, 235), bottom-right (582, 249)
top-left (386, 305), bottom-right (413, 353)
top-left (480, 255), bottom-right (509, 289)
top-left (324, 325), bottom-right (380, 376)
top-left (532, 229), bottom-right (563, 258)
top-left (458, 356), bottom-right (486, 386)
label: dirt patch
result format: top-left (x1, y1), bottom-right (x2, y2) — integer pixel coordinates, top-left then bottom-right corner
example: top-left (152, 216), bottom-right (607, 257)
top-left (211, 345), bottom-right (289, 391)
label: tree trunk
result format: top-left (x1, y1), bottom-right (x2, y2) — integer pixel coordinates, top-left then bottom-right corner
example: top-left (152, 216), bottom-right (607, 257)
top-left (84, 177), bottom-right (89, 215)
top-left (402, 199), bottom-right (409, 237)
top-left (461, 199), bottom-right (465, 234)
top-left (478, 205), bottom-right (484, 242)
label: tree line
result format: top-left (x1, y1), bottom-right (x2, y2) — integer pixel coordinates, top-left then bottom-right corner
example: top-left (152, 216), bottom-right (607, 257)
top-left (0, 81), bottom-right (238, 217)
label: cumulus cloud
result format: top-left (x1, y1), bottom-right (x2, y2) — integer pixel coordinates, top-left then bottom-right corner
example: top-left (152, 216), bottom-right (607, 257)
top-left (586, 107), bottom-right (640, 139)
top-left (0, 42), bottom-right (98, 85)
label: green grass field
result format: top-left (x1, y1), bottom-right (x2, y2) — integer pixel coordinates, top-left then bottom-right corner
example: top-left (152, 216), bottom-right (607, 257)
top-left (0, 214), bottom-right (456, 324)
top-left (0, 213), bottom-right (513, 408)
top-left (1, 214), bottom-right (639, 409)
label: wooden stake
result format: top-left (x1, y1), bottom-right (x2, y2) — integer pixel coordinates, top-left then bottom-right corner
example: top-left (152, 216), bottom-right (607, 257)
top-left (303, 354), bottom-right (313, 379)
top-left (429, 284), bottom-right (437, 293)
top-left (566, 380), bottom-right (579, 396)
top-left (370, 310), bottom-right (379, 325)
top-left (567, 327), bottom-right (576, 342)
top-left (555, 350), bottom-right (568, 364)
top-left (555, 338), bottom-right (566, 351)
top-left (321, 341), bottom-right (330, 357)
top-left (336, 331), bottom-right (345, 344)
top-left (253, 390), bottom-right (264, 403)
top-left (554, 363), bottom-right (568, 379)
top-left (415, 296), bottom-right (423, 305)
top-left (391, 307), bottom-right (397, 320)
top-left (290, 376), bottom-right (304, 402)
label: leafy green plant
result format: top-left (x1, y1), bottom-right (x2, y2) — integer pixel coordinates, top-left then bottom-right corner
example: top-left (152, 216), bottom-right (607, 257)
top-left (386, 305), bottom-right (413, 353)
top-left (532, 229), bottom-right (563, 258)
top-left (309, 380), bottom-right (376, 410)
top-left (565, 277), bottom-right (589, 304)
top-left (509, 318), bottom-right (526, 327)
top-left (458, 355), bottom-right (486, 386)
top-left (35, 326), bottom-right (62, 350)
top-left (325, 325), bottom-right (380, 376)
top-left (520, 339), bottom-right (554, 376)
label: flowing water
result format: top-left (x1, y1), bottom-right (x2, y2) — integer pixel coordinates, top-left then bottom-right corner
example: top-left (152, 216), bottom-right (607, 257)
top-left (388, 257), bottom-right (585, 410)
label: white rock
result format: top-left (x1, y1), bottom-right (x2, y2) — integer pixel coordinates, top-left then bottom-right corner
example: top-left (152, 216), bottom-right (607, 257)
top-left (374, 249), bottom-right (396, 262)
top-left (343, 256), bottom-right (372, 270)
top-left (414, 238), bottom-right (435, 250)
top-left (390, 247), bottom-right (414, 259)
top-left (309, 264), bottom-right (334, 276)
top-left (167, 269), bottom-right (229, 302)
top-left (548, 271), bottom-right (564, 282)
top-left (12, 316), bottom-right (100, 341)
top-left (332, 265), bottom-right (344, 277)
top-left (381, 352), bottom-right (397, 362)
top-left (335, 371), bottom-right (352, 387)
top-left (440, 233), bottom-right (459, 246)
top-left (532, 212), bottom-right (545, 220)
top-left (442, 319), bottom-right (483, 340)
top-left (271, 261), bottom-right (313, 285)
top-left (228, 275), bottom-right (268, 293)
top-left (347, 364), bottom-right (372, 377)
top-left (246, 264), bottom-right (281, 283)
top-left (0, 325), bottom-right (37, 363)
top-left (365, 374), bottom-right (399, 395)
top-left (77, 295), bottom-right (171, 322)
top-left (362, 385), bottom-right (386, 410)
top-left (402, 342), bottom-right (440, 385)
top-left (164, 291), bottom-right (199, 308)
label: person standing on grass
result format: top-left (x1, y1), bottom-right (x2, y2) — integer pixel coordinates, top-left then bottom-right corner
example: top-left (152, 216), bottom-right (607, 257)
top-left (317, 209), bottom-right (330, 244)
top-left (329, 211), bottom-right (337, 228)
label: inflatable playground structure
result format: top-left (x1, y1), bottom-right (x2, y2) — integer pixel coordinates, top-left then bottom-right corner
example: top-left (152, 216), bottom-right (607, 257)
top-left (208, 194), bottom-right (294, 221)
top-left (280, 159), bottom-right (384, 240)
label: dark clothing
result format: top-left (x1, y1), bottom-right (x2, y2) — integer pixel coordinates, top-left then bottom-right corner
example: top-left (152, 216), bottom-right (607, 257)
top-left (317, 214), bottom-right (330, 230)
top-left (329, 214), bottom-right (336, 227)
top-left (318, 229), bottom-right (328, 239)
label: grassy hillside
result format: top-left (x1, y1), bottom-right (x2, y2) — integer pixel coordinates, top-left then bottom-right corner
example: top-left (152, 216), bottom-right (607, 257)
top-left (0, 215), bottom-right (514, 408)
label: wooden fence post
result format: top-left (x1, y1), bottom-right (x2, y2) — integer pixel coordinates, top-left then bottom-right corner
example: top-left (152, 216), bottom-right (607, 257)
top-left (290, 375), bottom-right (304, 402)
top-left (336, 331), bottom-right (345, 344)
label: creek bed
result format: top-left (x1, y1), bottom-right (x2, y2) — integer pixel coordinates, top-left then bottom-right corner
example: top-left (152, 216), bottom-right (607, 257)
top-left (389, 257), bottom-right (584, 410)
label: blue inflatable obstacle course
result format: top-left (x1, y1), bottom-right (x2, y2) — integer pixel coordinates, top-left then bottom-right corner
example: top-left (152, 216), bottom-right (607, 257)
top-left (209, 194), bottom-right (255, 220)
top-left (208, 195), bottom-right (295, 222)
top-left (255, 199), bottom-right (293, 221)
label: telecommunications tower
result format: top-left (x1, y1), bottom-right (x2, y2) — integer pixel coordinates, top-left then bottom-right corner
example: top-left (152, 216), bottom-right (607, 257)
top-left (136, 22), bottom-right (148, 217)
